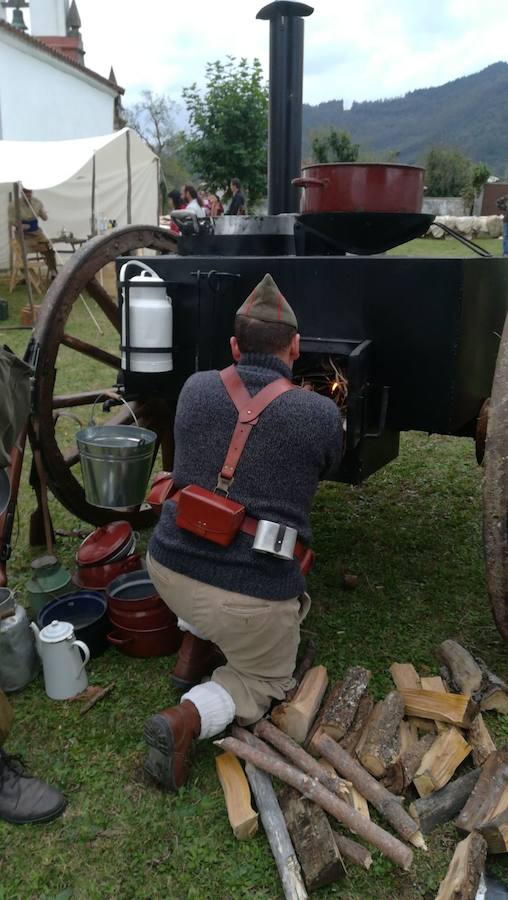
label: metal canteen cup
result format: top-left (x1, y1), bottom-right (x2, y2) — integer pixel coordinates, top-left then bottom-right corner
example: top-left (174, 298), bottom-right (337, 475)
top-left (252, 519), bottom-right (298, 560)
top-left (30, 620), bottom-right (90, 700)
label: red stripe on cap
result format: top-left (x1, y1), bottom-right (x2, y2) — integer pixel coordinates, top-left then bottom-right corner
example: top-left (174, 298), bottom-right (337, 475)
top-left (277, 292), bottom-right (285, 321)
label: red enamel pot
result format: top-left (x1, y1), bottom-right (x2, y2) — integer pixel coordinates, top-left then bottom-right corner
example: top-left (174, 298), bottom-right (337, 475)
top-left (107, 622), bottom-right (182, 658)
top-left (105, 571), bottom-right (182, 657)
top-left (292, 163), bottom-right (425, 214)
top-left (72, 553), bottom-right (142, 590)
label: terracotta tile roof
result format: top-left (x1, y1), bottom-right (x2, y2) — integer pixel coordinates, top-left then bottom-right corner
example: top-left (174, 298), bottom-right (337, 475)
top-left (0, 19), bottom-right (124, 94)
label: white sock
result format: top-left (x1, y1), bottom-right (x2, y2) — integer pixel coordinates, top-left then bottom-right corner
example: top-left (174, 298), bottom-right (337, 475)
top-left (177, 617), bottom-right (208, 640)
top-left (182, 682), bottom-right (235, 740)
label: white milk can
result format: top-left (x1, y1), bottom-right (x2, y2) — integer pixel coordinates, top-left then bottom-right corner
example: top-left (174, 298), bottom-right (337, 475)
top-left (30, 620), bottom-right (90, 700)
top-left (119, 261), bottom-right (173, 373)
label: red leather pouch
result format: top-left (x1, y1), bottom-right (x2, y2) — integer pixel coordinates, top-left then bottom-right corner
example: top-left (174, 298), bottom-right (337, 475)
top-left (176, 484), bottom-right (246, 547)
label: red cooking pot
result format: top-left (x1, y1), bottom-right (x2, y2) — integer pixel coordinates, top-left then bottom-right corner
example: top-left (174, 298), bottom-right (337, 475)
top-left (106, 571), bottom-right (182, 657)
top-left (107, 622), bottom-right (182, 658)
top-left (292, 163), bottom-right (425, 214)
top-left (72, 552), bottom-right (142, 590)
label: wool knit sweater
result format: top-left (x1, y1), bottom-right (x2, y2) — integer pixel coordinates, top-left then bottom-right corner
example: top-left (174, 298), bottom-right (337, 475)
top-left (149, 353), bottom-right (343, 600)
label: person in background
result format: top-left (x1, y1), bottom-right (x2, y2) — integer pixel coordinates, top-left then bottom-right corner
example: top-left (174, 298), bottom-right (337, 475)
top-left (0, 688), bottom-right (65, 825)
top-left (496, 195), bottom-right (508, 256)
top-left (225, 177), bottom-right (246, 216)
top-left (180, 183), bottom-right (206, 219)
top-left (8, 187), bottom-right (57, 276)
top-left (208, 192), bottom-right (224, 217)
top-left (168, 189), bottom-right (184, 236)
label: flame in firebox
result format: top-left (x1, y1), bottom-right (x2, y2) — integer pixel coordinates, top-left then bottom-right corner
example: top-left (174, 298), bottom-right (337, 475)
top-left (331, 381), bottom-right (339, 394)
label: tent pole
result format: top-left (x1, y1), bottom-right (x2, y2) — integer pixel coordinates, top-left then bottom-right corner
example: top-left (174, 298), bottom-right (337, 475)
top-left (13, 182), bottom-right (35, 316)
top-left (91, 154), bottom-right (96, 236)
top-left (156, 157), bottom-right (161, 219)
top-left (126, 130), bottom-right (132, 224)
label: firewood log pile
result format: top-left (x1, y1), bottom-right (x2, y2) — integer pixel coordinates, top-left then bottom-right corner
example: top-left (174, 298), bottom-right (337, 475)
top-left (213, 639), bottom-right (508, 899)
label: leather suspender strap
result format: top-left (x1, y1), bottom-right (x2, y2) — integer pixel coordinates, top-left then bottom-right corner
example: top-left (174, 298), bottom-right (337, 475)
top-left (218, 366), bottom-right (297, 487)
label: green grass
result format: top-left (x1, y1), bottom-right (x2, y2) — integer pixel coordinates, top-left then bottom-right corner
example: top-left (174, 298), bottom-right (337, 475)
top-left (1, 242), bottom-right (508, 899)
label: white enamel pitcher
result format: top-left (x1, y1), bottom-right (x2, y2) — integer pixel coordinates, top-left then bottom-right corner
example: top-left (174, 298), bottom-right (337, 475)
top-left (30, 620), bottom-right (90, 700)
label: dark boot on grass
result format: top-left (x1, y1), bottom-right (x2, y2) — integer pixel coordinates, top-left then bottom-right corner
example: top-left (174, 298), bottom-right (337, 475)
top-left (171, 633), bottom-right (225, 691)
top-left (144, 700), bottom-right (201, 792)
top-left (0, 749), bottom-right (66, 825)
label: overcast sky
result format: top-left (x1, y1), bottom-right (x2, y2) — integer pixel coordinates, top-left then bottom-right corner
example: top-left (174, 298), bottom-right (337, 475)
top-left (75, 0), bottom-right (507, 111)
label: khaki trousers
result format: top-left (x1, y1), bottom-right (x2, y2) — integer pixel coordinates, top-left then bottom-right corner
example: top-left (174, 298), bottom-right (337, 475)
top-left (146, 554), bottom-right (310, 725)
top-left (0, 688), bottom-right (13, 746)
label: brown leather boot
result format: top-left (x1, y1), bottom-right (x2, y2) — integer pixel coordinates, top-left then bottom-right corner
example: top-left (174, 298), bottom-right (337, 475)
top-left (171, 633), bottom-right (226, 691)
top-left (143, 700), bottom-right (201, 792)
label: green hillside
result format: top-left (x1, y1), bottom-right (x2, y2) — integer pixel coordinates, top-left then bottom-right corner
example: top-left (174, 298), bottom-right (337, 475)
top-left (302, 62), bottom-right (508, 176)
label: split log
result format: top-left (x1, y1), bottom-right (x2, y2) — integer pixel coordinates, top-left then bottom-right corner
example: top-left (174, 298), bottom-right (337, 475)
top-left (279, 788), bottom-right (346, 891)
top-left (478, 807), bottom-right (508, 854)
top-left (398, 690), bottom-right (479, 728)
top-left (420, 675), bottom-right (449, 733)
top-left (410, 717), bottom-right (438, 735)
top-left (475, 657), bottom-right (508, 714)
top-left (255, 719), bottom-right (350, 800)
top-left (389, 662), bottom-right (421, 690)
top-left (399, 719), bottom-right (419, 755)
top-left (339, 693), bottom-right (374, 755)
top-left (215, 752), bottom-right (258, 839)
top-left (234, 729), bottom-right (308, 900)
top-left (383, 734), bottom-right (436, 795)
top-left (348, 784), bottom-right (370, 820)
top-left (315, 732), bottom-right (424, 847)
top-left (413, 727), bottom-right (471, 798)
top-left (214, 736), bottom-right (414, 871)
top-left (332, 832), bottom-right (372, 871)
top-left (456, 747), bottom-right (508, 832)
top-left (409, 768), bottom-right (481, 834)
top-left (316, 667), bottom-right (371, 741)
top-left (271, 666), bottom-right (328, 744)
top-left (468, 714), bottom-right (496, 768)
top-left (435, 640), bottom-right (482, 696)
top-left (286, 640), bottom-right (317, 702)
top-left (435, 832), bottom-right (487, 900)
top-left (356, 691), bottom-right (404, 777)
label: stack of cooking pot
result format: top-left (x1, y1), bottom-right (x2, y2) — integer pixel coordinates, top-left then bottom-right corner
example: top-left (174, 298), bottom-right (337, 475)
top-left (73, 521), bottom-right (142, 590)
top-left (106, 571), bottom-right (182, 657)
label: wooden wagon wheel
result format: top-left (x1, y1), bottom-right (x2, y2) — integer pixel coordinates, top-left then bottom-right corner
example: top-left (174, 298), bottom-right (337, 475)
top-left (484, 313), bottom-right (508, 638)
top-left (31, 225), bottom-right (178, 529)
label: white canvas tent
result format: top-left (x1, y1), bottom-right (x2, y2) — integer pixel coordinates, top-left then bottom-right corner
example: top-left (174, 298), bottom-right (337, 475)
top-left (0, 127), bottom-right (159, 269)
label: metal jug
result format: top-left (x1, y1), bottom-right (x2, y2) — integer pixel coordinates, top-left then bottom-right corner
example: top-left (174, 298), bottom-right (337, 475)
top-left (0, 599), bottom-right (39, 692)
top-left (30, 620), bottom-right (90, 700)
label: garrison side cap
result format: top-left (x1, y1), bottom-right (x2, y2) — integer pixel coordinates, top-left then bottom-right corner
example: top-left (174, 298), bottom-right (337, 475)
top-left (236, 273), bottom-right (298, 329)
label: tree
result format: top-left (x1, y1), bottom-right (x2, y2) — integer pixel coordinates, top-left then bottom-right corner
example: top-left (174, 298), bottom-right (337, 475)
top-left (424, 147), bottom-right (472, 197)
top-left (124, 90), bottom-right (190, 205)
top-left (471, 162), bottom-right (490, 194)
top-left (182, 57), bottom-right (268, 209)
top-left (311, 128), bottom-right (359, 164)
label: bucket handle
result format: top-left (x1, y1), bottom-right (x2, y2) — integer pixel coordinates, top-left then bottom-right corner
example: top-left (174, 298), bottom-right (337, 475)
top-left (89, 391), bottom-right (140, 430)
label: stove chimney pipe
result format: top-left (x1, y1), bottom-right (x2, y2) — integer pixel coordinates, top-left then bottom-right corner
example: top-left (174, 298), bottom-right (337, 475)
top-left (257, 1), bottom-right (313, 215)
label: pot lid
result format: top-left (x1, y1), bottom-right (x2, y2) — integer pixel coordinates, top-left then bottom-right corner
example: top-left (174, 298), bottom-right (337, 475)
top-left (77, 521), bottom-right (132, 566)
top-left (31, 554), bottom-right (58, 572)
top-left (40, 620), bottom-right (74, 642)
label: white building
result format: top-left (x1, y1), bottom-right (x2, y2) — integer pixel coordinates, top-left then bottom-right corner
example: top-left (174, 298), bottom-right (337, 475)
top-left (0, 1), bottom-right (123, 141)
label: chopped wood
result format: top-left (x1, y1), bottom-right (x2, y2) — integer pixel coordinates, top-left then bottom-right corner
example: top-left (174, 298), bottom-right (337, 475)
top-left (399, 719), bottom-right (419, 755)
top-left (435, 832), bottom-right (487, 900)
top-left (271, 666), bottom-right (328, 744)
top-left (420, 675), bottom-right (447, 693)
top-left (255, 719), bottom-right (350, 801)
top-left (399, 689), bottom-right (479, 728)
top-left (356, 691), bottom-right (404, 777)
top-left (79, 682), bottom-right (115, 715)
top-left (383, 733), bottom-right (436, 795)
top-left (215, 752), bottom-right (258, 840)
top-left (235, 729), bottom-right (308, 900)
top-left (456, 747), bottom-right (508, 833)
top-left (478, 807), bottom-right (508, 854)
top-left (349, 784), bottom-right (370, 819)
top-left (286, 639), bottom-right (317, 702)
top-left (315, 732), bottom-right (423, 847)
top-left (413, 727), bottom-right (471, 798)
top-left (409, 769), bottom-right (481, 834)
top-left (339, 693), bottom-right (375, 755)
top-left (279, 788), bottom-right (346, 891)
top-left (332, 832), bottom-right (372, 871)
top-left (435, 640), bottom-right (483, 696)
top-left (318, 667), bottom-right (371, 742)
top-left (389, 662), bottom-right (421, 690)
top-left (475, 656), bottom-right (508, 714)
top-left (469, 714), bottom-right (496, 768)
top-left (410, 717), bottom-right (438, 735)
top-left (214, 736), bottom-right (414, 871)
top-left (232, 724), bottom-right (286, 763)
